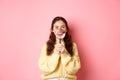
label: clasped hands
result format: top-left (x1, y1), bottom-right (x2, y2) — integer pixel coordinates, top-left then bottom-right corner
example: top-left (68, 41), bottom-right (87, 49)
top-left (55, 44), bottom-right (65, 54)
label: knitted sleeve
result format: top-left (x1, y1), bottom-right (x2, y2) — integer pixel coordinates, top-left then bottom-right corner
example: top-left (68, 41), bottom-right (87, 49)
top-left (38, 43), bottom-right (60, 74)
top-left (61, 42), bottom-right (81, 74)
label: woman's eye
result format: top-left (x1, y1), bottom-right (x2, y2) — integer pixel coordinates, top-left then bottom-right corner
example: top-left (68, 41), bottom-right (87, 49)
top-left (62, 26), bottom-right (65, 28)
top-left (55, 26), bottom-right (58, 29)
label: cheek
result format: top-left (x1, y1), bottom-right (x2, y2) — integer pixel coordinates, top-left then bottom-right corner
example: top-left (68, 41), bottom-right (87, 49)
top-left (53, 31), bottom-right (57, 37)
top-left (52, 29), bottom-right (57, 33)
top-left (64, 28), bottom-right (67, 32)
top-left (52, 29), bottom-right (57, 35)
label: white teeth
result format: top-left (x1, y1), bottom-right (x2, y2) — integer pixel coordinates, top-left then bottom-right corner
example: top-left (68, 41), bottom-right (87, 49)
top-left (58, 32), bottom-right (62, 34)
top-left (56, 30), bottom-right (64, 34)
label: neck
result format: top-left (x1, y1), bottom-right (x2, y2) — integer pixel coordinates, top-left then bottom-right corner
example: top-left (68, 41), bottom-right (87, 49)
top-left (56, 38), bottom-right (64, 44)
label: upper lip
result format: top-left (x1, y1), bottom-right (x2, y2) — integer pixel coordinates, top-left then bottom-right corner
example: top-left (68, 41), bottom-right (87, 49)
top-left (56, 30), bottom-right (64, 34)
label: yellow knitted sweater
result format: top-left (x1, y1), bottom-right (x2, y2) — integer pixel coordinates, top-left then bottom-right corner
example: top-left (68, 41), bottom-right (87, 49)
top-left (38, 42), bottom-right (81, 80)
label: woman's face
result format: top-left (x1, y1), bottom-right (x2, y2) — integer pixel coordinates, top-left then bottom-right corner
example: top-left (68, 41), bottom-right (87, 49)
top-left (52, 20), bottom-right (67, 39)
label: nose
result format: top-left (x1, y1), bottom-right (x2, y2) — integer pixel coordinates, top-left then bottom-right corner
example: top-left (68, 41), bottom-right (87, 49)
top-left (58, 27), bottom-right (62, 30)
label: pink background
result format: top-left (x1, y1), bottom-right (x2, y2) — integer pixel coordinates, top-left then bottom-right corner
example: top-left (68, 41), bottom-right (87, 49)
top-left (0, 0), bottom-right (120, 80)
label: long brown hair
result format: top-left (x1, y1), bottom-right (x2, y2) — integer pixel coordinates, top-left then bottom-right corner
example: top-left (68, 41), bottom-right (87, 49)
top-left (47, 16), bottom-right (73, 56)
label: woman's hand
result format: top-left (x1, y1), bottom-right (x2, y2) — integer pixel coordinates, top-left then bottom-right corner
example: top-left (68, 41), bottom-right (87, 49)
top-left (55, 44), bottom-right (65, 54)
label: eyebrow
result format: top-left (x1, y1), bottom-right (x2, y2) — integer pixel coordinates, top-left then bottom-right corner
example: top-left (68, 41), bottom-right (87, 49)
top-left (54, 24), bottom-right (65, 26)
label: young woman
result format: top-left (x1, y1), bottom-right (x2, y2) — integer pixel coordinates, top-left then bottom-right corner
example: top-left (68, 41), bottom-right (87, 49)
top-left (38, 16), bottom-right (81, 80)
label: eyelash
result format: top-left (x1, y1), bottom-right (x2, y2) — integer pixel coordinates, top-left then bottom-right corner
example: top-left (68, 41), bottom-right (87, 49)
top-left (55, 26), bottom-right (65, 29)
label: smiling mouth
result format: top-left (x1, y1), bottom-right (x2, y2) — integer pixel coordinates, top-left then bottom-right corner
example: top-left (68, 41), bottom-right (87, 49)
top-left (56, 31), bottom-right (64, 35)
top-left (56, 31), bottom-right (66, 39)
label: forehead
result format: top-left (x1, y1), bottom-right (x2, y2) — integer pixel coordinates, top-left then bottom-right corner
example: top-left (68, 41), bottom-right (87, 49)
top-left (54, 20), bottom-right (66, 26)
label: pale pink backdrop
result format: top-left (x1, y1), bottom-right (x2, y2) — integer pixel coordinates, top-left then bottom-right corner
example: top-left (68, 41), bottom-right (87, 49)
top-left (0, 0), bottom-right (120, 80)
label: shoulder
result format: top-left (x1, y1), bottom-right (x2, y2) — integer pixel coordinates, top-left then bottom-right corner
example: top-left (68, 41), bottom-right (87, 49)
top-left (72, 42), bottom-right (78, 48)
top-left (43, 42), bottom-right (47, 47)
top-left (41, 42), bottom-right (47, 50)
top-left (72, 42), bottom-right (79, 55)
